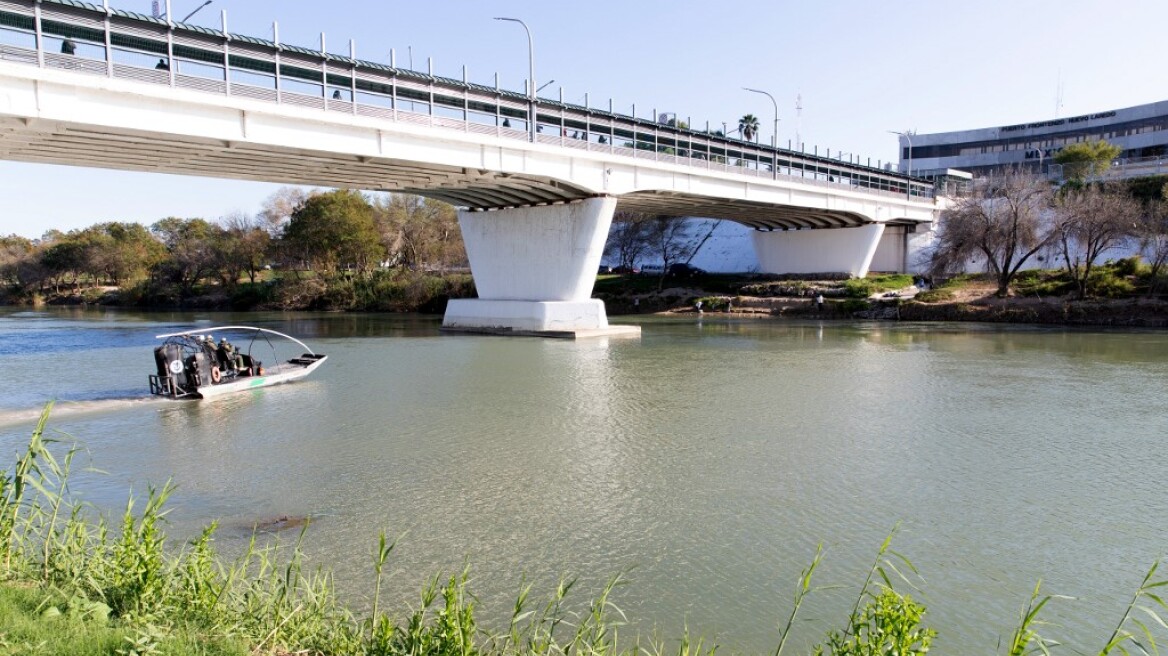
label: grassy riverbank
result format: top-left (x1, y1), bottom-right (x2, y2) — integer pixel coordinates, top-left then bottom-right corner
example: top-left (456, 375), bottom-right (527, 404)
top-left (4, 406), bottom-right (1168, 655)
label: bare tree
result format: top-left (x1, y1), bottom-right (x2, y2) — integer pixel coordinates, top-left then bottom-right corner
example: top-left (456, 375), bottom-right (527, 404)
top-left (372, 194), bottom-right (465, 270)
top-left (604, 211), bottom-right (654, 271)
top-left (929, 171), bottom-right (1056, 296)
top-left (643, 215), bottom-right (703, 290)
top-left (258, 187), bottom-right (312, 236)
top-left (1052, 183), bottom-right (1140, 299)
top-left (1135, 199), bottom-right (1168, 295)
top-left (218, 212), bottom-right (272, 284)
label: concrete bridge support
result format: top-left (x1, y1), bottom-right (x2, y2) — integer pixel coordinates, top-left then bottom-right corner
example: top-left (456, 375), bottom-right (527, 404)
top-left (751, 223), bottom-right (886, 278)
top-left (442, 196), bottom-right (639, 337)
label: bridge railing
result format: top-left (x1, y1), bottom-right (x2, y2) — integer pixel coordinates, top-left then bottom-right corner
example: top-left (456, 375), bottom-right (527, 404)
top-left (0, 0), bottom-right (935, 201)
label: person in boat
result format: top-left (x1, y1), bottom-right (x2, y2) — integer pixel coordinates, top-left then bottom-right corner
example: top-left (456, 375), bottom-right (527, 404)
top-left (219, 337), bottom-right (245, 372)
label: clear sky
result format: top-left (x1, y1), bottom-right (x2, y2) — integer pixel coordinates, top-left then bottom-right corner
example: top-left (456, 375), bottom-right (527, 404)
top-left (2, 0), bottom-right (1166, 238)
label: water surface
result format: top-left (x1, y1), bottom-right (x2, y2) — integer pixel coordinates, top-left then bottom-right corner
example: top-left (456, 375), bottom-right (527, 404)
top-left (1, 308), bottom-right (1166, 652)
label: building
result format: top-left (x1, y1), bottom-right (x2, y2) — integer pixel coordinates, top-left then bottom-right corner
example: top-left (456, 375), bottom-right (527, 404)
top-left (899, 99), bottom-right (1168, 179)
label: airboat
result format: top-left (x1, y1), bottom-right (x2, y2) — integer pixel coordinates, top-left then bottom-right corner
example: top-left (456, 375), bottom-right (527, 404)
top-left (148, 326), bottom-right (327, 400)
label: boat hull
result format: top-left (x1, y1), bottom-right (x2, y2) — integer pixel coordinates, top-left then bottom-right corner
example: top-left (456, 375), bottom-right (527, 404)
top-left (191, 356), bottom-right (327, 399)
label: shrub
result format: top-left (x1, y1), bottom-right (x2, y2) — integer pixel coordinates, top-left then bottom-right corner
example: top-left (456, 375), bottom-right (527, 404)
top-left (844, 274), bottom-right (913, 299)
top-left (814, 589), bottom-right (935, 656)
top-left (1012, 270), bottom-right (1074, 298)
top-left (844, 279), bottom-right (877, 298)
top-left (915, 288), bottom-right (956, 303)
top-left (695, 296), bottom-right (732, 311)
top-left (1087, 269), bottom-right (1136, 298)
top-left (228, 282), bottom-right (276, 310)
top-left (1110, 256), bottom-right (1144, 278)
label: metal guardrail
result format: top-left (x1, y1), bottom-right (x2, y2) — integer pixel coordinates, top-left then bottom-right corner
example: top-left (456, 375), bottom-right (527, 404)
top-left (0, 0), bottom-right (935, 200)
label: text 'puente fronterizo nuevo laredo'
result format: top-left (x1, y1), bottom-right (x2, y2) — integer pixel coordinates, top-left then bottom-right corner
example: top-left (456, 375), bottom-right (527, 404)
top-left (0, 0), bottom-right (944, 336)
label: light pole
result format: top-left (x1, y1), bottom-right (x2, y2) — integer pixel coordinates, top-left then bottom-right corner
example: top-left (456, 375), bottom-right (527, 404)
top-left (888, 130), bottom-right (913, 178)
top-left (495, 17), bottom-right (536, 142)
top-left (158, 0), bottom-right (212, 22)
top-left (743, 87), bottom-right (779, 179)
top-left (743, 87), bottom-right (779, 148)
top-left (180, 0), bottom-right (212, 23)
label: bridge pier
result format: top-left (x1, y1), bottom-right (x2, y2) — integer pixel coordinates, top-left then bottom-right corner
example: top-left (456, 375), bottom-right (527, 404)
top-left (752, 223), bottom-right (886, 278)
top-left (442, 197), bottom-right (640, 338)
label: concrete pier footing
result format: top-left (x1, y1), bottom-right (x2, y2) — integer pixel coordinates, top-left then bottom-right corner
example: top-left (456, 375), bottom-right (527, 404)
top-left (442, 196), bottom-right (640, 338)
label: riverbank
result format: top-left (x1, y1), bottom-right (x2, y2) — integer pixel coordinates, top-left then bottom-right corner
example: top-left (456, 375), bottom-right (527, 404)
top-left (8, 266), bottom-right (1167, 328)
top-left (599, 268), bottom-right (1168, 328)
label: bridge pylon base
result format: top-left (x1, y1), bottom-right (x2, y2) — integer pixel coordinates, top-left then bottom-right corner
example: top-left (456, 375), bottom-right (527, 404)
top-left (441, 299), bottom-right (640, 339)
top-left (441, 197), bottom-right (638, 338)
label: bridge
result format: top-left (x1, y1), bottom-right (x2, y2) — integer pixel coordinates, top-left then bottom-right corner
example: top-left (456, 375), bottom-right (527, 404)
top-left (0, 0), bottom-right (941, 336)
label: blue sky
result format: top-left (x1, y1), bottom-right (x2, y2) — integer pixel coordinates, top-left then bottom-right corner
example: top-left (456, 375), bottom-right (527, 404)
top-left (3, 0), bottom-right (1166, 238)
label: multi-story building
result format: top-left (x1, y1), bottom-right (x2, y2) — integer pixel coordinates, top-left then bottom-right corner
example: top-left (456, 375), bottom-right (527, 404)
top-left (899, 99), bottom-right (1168, 179)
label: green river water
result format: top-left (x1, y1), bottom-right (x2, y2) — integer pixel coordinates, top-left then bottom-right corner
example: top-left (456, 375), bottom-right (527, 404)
top-left (1, 307), bottom-right (1166, 652)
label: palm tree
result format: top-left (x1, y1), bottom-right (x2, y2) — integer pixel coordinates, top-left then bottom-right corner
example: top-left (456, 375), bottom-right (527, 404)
top-left (738, 114), bottom-right (760, 142)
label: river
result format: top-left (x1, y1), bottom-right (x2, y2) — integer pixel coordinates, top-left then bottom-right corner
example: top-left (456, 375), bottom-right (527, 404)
top-left (1, 307), bottom-right (1166, 653)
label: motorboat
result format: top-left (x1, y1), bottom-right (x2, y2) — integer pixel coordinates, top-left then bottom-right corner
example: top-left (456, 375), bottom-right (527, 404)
top-left (148, 326), bottom-right (326, 400)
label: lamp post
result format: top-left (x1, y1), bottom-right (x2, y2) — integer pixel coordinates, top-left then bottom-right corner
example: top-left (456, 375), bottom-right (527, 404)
top-left (180, 0), bottom-right (212, 23)
top-left (888, 130), bottom-right (913, 178)
top-left (743, 87), bottom-right (778, 148)
top-left (158, 0), bottom-right (212, 22)
top-left (743, 87), bottom-right (779, 179)
top-left (494, 17), bottom-right (536, 142)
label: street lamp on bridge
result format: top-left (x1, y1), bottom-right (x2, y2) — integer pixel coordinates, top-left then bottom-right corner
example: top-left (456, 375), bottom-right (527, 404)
top-left (155, 0), bottom-right (213, 23)
top-left (494, 17), bottom-right (537, 143)
top-left (888, 130), bottom-right (913, 178)
top-left (742, 87), bottom-right (779, 149)
top-left (743, 87), bottom-right (779, 179)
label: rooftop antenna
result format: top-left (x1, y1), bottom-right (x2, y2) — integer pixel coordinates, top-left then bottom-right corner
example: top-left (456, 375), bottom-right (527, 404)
top-left (795, 92), bottom-right (803, 149)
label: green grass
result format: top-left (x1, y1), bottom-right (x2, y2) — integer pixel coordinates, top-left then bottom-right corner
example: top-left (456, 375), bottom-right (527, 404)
top-left (843, 274), bottom-right (914, 298)
top-left (0, 584), bottom-right (248, 656)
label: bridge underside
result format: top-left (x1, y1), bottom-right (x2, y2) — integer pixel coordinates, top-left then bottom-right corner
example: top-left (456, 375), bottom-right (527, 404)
top-left (0, 120), bottom-right (905, 231)
top-left (615, 190), bottom-right (875, 230)
top-left (0, 118), bottom-right (595, 208)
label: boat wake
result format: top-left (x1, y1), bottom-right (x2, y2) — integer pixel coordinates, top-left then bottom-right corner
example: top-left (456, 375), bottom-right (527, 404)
top-left (0, 395), bottom-right (162, 428)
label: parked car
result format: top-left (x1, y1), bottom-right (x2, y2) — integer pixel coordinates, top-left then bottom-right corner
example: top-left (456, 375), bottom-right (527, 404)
top-left (667, 263), bottom-right (706, 277)
top-left (612, 265), bottom-right (640, 274)
top-left (598, 265), bottom-right (613, 274)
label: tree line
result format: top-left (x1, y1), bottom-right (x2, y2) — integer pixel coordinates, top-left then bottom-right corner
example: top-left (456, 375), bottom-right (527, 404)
top-left (0, 189), bottom-right (467, 303)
